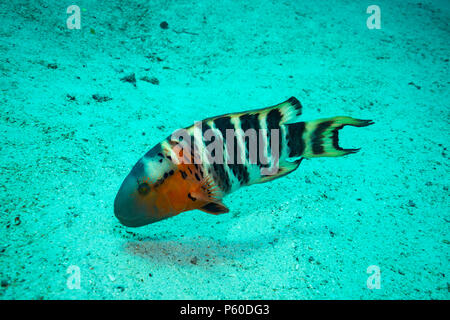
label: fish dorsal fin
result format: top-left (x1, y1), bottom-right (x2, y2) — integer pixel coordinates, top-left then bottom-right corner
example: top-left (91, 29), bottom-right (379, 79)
top-left (247, 96), bottom-right (302, 124)
top-left (264, 96), bottom-right (303, 124)
top-left (246, 96), bottom-right (302, 124)
top-left (199, 96), bottom-right (303, 126)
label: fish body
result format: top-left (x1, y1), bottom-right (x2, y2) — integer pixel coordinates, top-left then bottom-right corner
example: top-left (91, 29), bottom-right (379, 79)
top-left (114, 97), bottom-right (373, 227)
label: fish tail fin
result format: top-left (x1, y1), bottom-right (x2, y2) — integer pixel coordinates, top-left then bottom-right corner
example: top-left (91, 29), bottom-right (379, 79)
top-left (288, 117), bottom-right (374, 159)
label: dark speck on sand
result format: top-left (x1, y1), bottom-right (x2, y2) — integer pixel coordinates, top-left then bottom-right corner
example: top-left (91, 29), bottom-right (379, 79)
top-left (120, 73), bottom-right (137, 86)
top-left (92, 94), bottom-right (112, 102)
top-left (140, 76), bottom-right (160, 85)
top-left (160, 21), bottom-right (169, 29)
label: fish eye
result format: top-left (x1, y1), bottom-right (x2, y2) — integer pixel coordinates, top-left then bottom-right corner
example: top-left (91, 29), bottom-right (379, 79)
top-left (137, 182), bottom-right (151, 196)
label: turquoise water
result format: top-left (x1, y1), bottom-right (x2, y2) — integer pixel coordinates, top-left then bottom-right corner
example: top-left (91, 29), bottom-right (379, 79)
top-left (1, 0), bottom-right (449, 299)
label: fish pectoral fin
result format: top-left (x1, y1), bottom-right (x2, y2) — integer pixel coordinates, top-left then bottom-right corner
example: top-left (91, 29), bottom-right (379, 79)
top-left (199, 201), bottom-right (229, 215)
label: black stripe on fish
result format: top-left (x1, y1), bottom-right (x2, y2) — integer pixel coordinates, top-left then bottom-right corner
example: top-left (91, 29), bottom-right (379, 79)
top-left (208, 120), bottom-right (231, 192)
top-left (213, 116), bottom-right (234, 146)
top-left (229, 122), bottom-right (250, 185)
top-left (287, 122), bottom-right (306, 157)
top-left (266, 109), bottom-right (283, 129)
top-left (212, 162), bottom-right (231, 192)
top-left (234, 163), bottom-right (250, 185)
top-left (197, 164), bottom-right (204, 177)
top-left (239, 113), bottom-right (260, 165)
top-left (202, 120), bottom-right (224, 163)
top-left (201, 121), bottom-right (216, 149)
top-left (265, 108), bottom-right (283, 158)
top-left (312, 121), bottom-right (333, 154)
top-left (212, 117), bottom-right (238, 185)
top-left (287, 96), bottom-right (303, 116)
top-left (214, 116), bottom-right (237, 163)
top-left (332, 125), bottom-right (345, 150)
top-left (201, 120), bottom-right (211, 138)
top-left (215, 116), bottom-right (250, 186)
top-left (230, 118), bottom-right (250, 185)
top-left (213, 117), bottom-right (235, 164)
top-left (258, 117), bottom-right (270, 168)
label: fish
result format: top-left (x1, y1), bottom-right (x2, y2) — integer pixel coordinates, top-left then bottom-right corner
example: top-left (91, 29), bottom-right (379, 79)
top-left (114, 96), bottom-right (373, 227)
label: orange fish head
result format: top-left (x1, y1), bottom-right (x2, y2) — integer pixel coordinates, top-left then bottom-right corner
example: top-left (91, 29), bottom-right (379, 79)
top-left (114, 144), bottom-right (180, 227)
top-left (115, 140), bottom-right (230, 227)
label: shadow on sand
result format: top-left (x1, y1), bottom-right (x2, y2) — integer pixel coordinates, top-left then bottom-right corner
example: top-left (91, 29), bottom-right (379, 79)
top-left (124, 236), bottom-right (266, 266)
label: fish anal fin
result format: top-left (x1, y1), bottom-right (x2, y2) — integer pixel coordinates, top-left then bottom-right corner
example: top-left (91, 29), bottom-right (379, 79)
top-left (256, 158), bottom-right (303, 184)
top-left (199, 201), bottom-right (229, 215)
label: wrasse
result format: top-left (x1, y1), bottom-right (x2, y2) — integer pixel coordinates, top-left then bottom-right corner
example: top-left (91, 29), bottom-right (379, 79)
top-left (114, 97), bottom-right (373, 227)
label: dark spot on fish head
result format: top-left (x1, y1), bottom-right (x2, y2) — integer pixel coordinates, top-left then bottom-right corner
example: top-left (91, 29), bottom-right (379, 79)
top-left (137, 182), bottom-right (150, 195)
top-left (115, 142), bottom-right (183, 227)
top-left (114, 157), bottom-right (160, 227)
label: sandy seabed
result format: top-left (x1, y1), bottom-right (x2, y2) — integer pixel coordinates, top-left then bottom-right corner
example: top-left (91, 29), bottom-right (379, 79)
top-left (0, 0), bottom-right (449, 299)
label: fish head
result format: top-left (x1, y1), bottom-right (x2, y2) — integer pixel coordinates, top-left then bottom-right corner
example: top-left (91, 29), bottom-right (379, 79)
top-left (114, 143), bottom-right (179, 227)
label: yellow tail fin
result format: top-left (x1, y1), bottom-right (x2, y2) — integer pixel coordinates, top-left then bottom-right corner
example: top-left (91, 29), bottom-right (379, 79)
top-left (301, 116), bottom-right (374, 158)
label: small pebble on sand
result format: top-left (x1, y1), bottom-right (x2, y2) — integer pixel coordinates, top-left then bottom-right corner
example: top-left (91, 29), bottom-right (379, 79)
top-left (160, 21), bottom-right (169, 29)
top-left (120, 73), bottom-right (137, 86)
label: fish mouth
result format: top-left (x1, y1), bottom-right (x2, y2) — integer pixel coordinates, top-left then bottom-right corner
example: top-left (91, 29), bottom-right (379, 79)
top-left (114, 195), bottom-right (158, 227)
top-left (114, 155), bottom-right (169, 227)
top-left (114, 209), bottom-right (149, 227)
top-left (114, 196), bottom-right (176, 227)
top-left (113, 177), bottom-right (160, 227)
